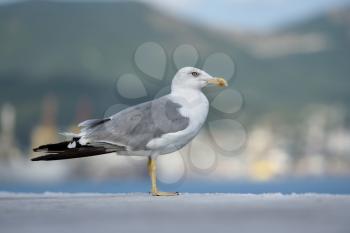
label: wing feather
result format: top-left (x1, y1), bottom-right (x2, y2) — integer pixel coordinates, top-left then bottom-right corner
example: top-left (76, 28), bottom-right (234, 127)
top-left (81, 96), bottom-right (189, 151)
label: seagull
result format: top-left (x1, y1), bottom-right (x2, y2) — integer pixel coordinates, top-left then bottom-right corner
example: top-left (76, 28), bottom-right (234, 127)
top-left (32, 67), bottom-right (228, 196)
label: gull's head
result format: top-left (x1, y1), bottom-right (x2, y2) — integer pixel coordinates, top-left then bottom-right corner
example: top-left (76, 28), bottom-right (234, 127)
top-left (171, 67), bottom-right (228, 91)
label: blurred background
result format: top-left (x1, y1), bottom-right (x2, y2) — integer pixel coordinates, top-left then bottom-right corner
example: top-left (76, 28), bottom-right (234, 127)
top-left (1, 0), bottom-right (350, 194)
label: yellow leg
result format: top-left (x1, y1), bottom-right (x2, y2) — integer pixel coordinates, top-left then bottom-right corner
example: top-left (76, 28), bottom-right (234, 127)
top-left (147, 157), bottom-right (179, 196)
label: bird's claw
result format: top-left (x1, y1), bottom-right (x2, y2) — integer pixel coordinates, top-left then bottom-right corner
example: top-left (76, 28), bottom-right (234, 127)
top-left (150, 191), bottom-right (179, 196)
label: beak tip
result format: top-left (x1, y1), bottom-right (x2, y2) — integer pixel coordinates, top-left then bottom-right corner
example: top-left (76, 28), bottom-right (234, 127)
top-left (207, 77), bottom-right (229, 87)
top-left (218, 78), bottom-right (228, 87)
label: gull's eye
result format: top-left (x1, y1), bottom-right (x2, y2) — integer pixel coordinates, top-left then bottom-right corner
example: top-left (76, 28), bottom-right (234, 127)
top-left (191, 71), bottom-right (200, 77)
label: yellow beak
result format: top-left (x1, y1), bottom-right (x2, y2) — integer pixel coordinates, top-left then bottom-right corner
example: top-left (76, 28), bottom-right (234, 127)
top-left (207, 77), bottom-right (228, 87)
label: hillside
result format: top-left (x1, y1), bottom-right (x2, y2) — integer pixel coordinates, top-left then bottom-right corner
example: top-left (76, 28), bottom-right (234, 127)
top-left (0, 1), bottom-right (349, 146)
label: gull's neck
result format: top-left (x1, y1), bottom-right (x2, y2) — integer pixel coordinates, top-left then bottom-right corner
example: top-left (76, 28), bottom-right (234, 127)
top-left (170, 84), bottom-right (208, 107)
top-left (171, 84), bottom-right (202, 96)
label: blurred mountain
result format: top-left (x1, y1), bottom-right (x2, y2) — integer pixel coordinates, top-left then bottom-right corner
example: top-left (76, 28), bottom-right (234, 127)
top-left (0, 0), bottom-right (246, 79)
top-left (0, 1), bottom-right (349, 147)
top-left (229, 7), bottom-right (350, 120)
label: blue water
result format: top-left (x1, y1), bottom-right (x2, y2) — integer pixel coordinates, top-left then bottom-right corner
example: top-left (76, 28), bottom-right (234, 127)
top-left (1, 177), bottom-right (350, 194)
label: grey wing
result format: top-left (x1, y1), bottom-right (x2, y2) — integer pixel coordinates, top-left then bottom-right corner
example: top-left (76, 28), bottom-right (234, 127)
top-left (80, 96), bottom-right (189, 151)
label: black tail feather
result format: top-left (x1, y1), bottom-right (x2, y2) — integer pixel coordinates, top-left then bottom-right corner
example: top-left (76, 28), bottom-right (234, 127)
top-left (32, 138), bottom-right (117, 161)
top-left (31, 146), bottom-right (110, 161)
top-left (33, 141), bottom-right (72, 152)
top-left (33, 137), bottom-right (82, 153)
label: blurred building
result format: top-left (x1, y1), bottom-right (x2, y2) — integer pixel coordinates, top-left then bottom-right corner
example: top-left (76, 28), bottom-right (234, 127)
top-left (30, 95), bottom-right (60, 155)
top-left (0, 103), bottom-right (22, 162)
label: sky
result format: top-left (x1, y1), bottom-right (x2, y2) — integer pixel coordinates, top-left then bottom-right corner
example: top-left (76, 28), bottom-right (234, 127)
top-left (144, 0), bottom-right (350, 31)
top-left (1, 0), bottom-right (350, 30)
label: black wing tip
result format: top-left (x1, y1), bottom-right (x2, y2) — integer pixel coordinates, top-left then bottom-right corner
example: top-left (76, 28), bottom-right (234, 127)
top-left (31, 156), bottom-right (46, 161)
top-left (32, 141), bottom-right (74, 153)
top-left (33, 147), bottom-right (41, 152)
top-left (31, 154), bottom-right (66, 161)
top-left (32, 144), bottom-right (52, 152)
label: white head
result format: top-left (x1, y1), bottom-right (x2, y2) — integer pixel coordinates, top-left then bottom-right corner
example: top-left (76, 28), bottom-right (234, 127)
top-left (171, 67), bottom-right (228, 92)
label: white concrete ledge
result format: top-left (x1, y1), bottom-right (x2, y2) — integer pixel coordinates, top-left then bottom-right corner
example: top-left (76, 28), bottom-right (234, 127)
top-left (1, 193), bottom-right (350, 233)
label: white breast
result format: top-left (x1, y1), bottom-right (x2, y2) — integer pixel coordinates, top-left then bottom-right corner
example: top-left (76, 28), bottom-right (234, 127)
top-left (146, 89), bottom-right (209, 156)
